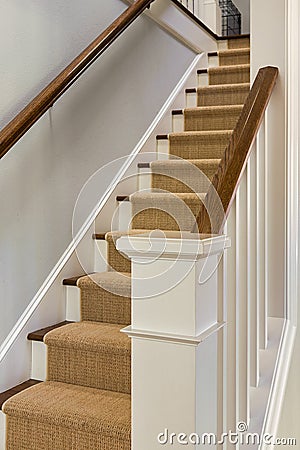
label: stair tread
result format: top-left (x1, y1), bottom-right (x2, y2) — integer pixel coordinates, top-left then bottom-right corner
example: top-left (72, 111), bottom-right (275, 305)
top-left (169, 130), bottom-right (233, 137)
top-left (28, 321), bottom-right (73, 342)
top-left (44, 321), bottom-right (130, 352)
top-left (3, 381), bottom-right (131, 437)
top-left (151, 159), bottom-right (221, 167)
top-left (197, 83), bottom-right (250, 92)
top-left (131, 192), bottom-right (206, 200)
top-left (184, 104), bottom-right (243, 113)
top-left (218, 48), bottom-right (250, 55)
top-left (0, 380), bottom-right (41, 410)
top-left (208, 63), bottom-right (250, 72)
top-left (77, 271), bottom-right (131, 298)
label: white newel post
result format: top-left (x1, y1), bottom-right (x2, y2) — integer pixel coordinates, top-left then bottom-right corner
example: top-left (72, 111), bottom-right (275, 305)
top-left (117, 232), bottom-right (230, 449)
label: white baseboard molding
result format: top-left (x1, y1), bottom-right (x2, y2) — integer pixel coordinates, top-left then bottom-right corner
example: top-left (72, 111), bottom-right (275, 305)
top-left (261, 319), bottom-right (297, 449)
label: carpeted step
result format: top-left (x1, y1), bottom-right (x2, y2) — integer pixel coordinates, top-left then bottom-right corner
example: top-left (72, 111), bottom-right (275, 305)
top-left (77, 272), bottom-right (131, 324)
top-left (184, 105), bottom-right (243, 132)
top-left (105, 230), bottom-right (150, 273)
top-left (151, 159), bottom-right (220, 193)
top-left (208, 64), bottom-right (250, 85)
top-left (228, 36), bottom-right (250, 49)
top-left (130, 191), bottom-right (205, 231)
top-left (3, 381), bottom-right (130, 450)
top-left (197, 83), bottom-right (250, 107)
top-left (45, 321), bottom-right (131, 394)
top-left (169, 130), bottom-right (232, 159)
top-left (218, 48), bottom-right (250, 66)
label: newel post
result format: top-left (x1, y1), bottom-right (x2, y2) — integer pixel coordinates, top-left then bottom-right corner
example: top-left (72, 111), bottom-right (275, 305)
top-left (117, 231), bottom-right (230, 449)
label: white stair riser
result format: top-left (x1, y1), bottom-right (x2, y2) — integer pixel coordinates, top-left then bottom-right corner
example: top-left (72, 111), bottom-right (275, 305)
top-left (156, 139), bottom-right (169, 160)
top-left (172, 114), bottom-right (184, 133)
top-left (94, 239), bottom-right (108, 273)
top-left (208, 54), bottom-right (219, 67)
top-left (31, 341), bottom-right (47, 381)
top-left (185, 91), bottom-right (197, 108)
top-left (0, 412), bottom-right (6, 450)
top-left (138, 168), bottom-right (152, 191)
top-left (66, 285), bottom-right (81, 322)
top-left (218, 40), bottom-right (228, 50)
top-left (118, 201), bottom-right (132, 230)
top-left (198, 72), bottom-right (209, 86)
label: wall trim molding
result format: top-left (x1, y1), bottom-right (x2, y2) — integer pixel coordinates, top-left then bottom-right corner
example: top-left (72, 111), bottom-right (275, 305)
top-left (0, 53), bottom-right (201, 363)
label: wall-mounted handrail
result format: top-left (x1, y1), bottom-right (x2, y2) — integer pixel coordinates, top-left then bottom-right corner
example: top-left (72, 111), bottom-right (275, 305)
top-left (196, 66), bottom-right (279, 234)
top-left (0, 0), bottom-right (154, 160)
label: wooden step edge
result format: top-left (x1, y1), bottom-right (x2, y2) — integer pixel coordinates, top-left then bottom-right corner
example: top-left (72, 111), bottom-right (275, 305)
top-left (171, 109), bottom-right (183, 116)
top-left (185, 88), bottom-right (197, 94)
top-left (208, 51), bottom-right (218, 57)
top-left (27, 321), bottom-right (73, 342)
top-left (92, 233), bottom-right (106, 240)
top-left (116, 195), bottom-right (130, 202)
top-left (156, 134), bottom-right (168, 140)
top-left (0, 379), bottom-right (42, 410)
top-left (137, 162), bottom-right (151, 169)
top-left (62, 275), bottom-right (83, 286)
top-left (197, 68), bottom-right (208, 75)
top-left (218, 33), bottom-right (250, 41)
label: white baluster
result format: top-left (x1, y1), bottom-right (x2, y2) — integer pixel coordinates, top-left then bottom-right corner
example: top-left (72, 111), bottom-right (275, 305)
top-left (224, 204), bottom-right (238, 446)
top-left (248, 145), bottom-right (259, 388)
top-left (256, 118), bottom-right (267, 350)
top-left (236, 173), bottom-right (250, 425)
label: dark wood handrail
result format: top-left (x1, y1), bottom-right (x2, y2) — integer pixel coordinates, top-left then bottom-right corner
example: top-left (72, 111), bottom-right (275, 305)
top-left (0, 0), bottom-right (154, 160)
top-left (196, 66), bottom-right (279, 234)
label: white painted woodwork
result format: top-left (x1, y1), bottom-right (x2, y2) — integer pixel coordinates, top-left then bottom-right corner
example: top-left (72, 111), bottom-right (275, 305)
top-left (185, 91), bottom-right (197, 107)
top-left (198, 72), bottom-right (209, 86)
top-left (156, 138), bottom-right (170, 160)
top-left (208, 54), bottom-right (219, 67)
top-left (172, 113), bottom-right (184, 132)
top-left (256, 119), bottom-right (267, 350)
top-left (224, 204), bottom-right (238, 447)
top-left (0, 412), bottom-right (6, 450)
top-left (218, 40), bottom-right (228, 51)
top-left (31, 341), bottom-right (47, 381)
top-left (138, 167), bottom-right (152, 191)
top-left (118, 200), bottom-right (132, 231)
top-left (94, 239), bottom-right (108, 273)
top-left (118, 233), bottom-right (229, 450)
top-left (236, 173), bottom-right (250, 425)
top-left (65, 286), bottom-right (81, 322)
top-left (247, 147), bottom-right (259, 388)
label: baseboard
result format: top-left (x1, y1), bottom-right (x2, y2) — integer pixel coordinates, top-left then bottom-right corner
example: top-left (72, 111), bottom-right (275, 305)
top-left (260, 319), bottom-right (297, 449)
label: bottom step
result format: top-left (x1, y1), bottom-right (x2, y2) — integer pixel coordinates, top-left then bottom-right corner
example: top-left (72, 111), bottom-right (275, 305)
top-left (3, 381), bottom-right (131, 450)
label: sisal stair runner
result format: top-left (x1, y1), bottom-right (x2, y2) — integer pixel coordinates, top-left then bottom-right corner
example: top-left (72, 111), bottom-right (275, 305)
top-left (3, 36), bottom-right (250, 449)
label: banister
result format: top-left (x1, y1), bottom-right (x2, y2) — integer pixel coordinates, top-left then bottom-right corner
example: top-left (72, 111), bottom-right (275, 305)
top-left (196, 66), bottom-right (279, 234)
top-left (0, 0), bottom-right (154, 160)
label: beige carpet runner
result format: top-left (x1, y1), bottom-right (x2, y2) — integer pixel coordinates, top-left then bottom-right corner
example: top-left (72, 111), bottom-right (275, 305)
top-left (3, 36), bottom-right (250, 449)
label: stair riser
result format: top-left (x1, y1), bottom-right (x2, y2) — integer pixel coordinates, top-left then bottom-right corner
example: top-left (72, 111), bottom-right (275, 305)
top-left (184, 110), bottom-right (241, 132)
top-left (172, 113), bottom-right (184, 133)
top-left (198, 72), bottom-right (209, 86)
top-left (208, 69), bottom-right (250, 85)
top-left (198, 87), bottom-right (249, 107)
top-left (47, 345), bottom-right (131, 394)
top-left (219, 53), bottom-right (250, 66)
top-left (31, 341), bottom-right (47, 381)
top-left (0, 412), bottom-right (6, 450)
top-left (208, 54), bottom-right (219, 68)
top-left (185, 91), bottom-right (197, 108)
top-left (157, 135), bottom-right (231, 160)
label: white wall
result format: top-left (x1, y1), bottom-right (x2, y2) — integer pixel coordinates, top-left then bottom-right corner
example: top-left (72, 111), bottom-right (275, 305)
top-left (233, 0), bottom-right (250, 34)
top-left (0, 0), bottom-right (196, 345)
top-left (0, 0), bottom-right (129, 130)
